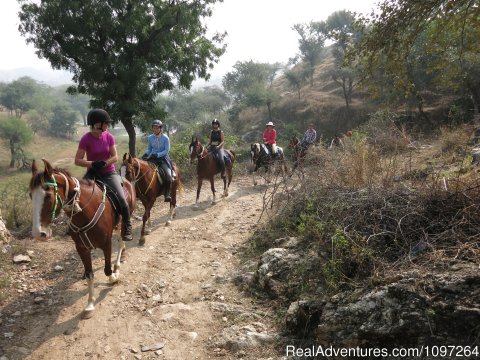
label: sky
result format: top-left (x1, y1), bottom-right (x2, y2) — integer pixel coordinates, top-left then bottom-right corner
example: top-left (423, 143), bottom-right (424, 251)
top-left (1, 0), bottom-right (379, 83)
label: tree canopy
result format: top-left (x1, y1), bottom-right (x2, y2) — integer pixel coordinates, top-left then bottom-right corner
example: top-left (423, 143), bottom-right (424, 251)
top-left (18, 0), bottom-right (226, 155)
top-left (354, 0), bottom-right (480, 114)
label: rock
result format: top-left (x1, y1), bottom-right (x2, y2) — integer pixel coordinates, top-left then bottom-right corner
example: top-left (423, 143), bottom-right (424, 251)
top-left (54, 265), bottom-right (63, 272)
top-left (141, 342), bottom-right (165, 352)
top-left (13, 255), bottom-right (31, 264)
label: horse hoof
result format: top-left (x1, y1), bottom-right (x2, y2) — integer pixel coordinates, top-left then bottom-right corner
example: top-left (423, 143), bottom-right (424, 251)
top-left (82, 309), bottom-right (94, 319)
top-left (253, 182), bottom-right (257, 186)
top-left (114, 264), bottom-right (120, 272)
top-left (144, 229), bottom-right (151, 235)
top-left (139, 238), bottom-right (146, 246)
top-left (165, 220), bottom-right (171, 226)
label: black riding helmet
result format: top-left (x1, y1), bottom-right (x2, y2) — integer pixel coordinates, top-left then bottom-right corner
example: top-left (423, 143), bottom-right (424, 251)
top-left (87, 109), bottom-right (112, 126)
top-left (212, 118), bottom-right (220, 127)
top-left (152, 119), bottom-right (163, 128)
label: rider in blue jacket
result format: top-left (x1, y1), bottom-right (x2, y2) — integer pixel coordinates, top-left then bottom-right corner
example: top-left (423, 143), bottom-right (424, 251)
top-left (142, 119), bottom-right (172, 202)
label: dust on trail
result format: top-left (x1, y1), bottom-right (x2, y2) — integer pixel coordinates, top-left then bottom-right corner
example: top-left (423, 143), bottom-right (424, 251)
top-left (1, 176), bottom-right (282, 360)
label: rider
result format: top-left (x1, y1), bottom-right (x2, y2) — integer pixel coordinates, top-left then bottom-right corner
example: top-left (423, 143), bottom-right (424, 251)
top-left (74, 108), bottom-right (133, 241)
top-left (301, 122), bottom-right (317, 151)
top-left (142, 119), bottom-right (173, 202)
top-left (263, 121), bottom-right (277, 158)
top-left (207, 118), bottom-right (227, 177)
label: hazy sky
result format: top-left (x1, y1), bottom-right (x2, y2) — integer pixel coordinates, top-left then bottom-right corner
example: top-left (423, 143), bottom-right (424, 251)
top-left (1, 0), bottom-right (378, 81)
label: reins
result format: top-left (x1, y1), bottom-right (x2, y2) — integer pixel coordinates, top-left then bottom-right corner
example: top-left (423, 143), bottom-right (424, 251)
top-left (129, 158), bottom-right (158, 196)
top-left (43, 172), bottom-right (106, 250)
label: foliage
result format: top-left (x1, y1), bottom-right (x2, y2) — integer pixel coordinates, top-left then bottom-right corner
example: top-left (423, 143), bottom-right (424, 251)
top-left (0, 76), bottom-right (44, 117)
top-left (354, 0), bottom-right (480, 113)
top-left (291, 22), bottom-right (325, 86)
top-left (223, 60), bottom-right (281, 122)
top-left (49, 104), bottom-right (77, 139)
top-left (19, 0), bottom-right (226, 155)
top-left (0, 116), bottom-right (34, 168)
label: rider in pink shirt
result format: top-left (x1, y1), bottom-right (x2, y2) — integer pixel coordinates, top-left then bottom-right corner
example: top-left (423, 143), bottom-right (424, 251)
top-left (262, 121), bottom-right (277, 156)
top-left (74, 109), bottom-right (133, 241)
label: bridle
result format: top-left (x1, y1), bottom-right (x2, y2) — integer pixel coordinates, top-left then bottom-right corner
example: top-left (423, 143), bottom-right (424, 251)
top-left (40, 171), bottom-right (106, 249)
top-left (125, 158), bottom-right (157, 195)
top-left (193, 142), bottom-right (209, 160)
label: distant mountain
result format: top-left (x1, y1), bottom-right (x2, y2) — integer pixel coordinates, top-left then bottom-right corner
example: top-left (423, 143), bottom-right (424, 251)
top-left (0, 67), bottom-right (73, 87)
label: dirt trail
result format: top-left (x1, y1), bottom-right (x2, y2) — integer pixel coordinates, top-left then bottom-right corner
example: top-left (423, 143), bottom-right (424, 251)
top-left (1, 176), bottom-right (281, 360)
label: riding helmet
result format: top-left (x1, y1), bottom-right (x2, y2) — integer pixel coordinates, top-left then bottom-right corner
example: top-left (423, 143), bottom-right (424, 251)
top-left (87, 109), bottom-right (112, 126)
top-left (151, 119), bottom-right (163, 128)
top-left (212, 118), bottom-right (220, 127)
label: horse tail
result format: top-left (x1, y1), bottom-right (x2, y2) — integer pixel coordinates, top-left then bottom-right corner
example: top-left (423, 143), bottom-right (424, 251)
top-left (228, 149), bottom-right (236, 163)
top-left (173, 164), bottom-right (184, 194)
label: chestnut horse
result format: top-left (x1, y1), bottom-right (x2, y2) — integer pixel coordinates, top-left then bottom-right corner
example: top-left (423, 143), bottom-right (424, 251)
top-left (288, 135), bottom-right (308, 170)
top-left (29, 159), bottom-right (135, 319)
top-left (189, 136), bottom-right (236, 205)
top-left (121, 154), bottom-right (181, 244)
top-left (250, 143), bottom-right (288, 185)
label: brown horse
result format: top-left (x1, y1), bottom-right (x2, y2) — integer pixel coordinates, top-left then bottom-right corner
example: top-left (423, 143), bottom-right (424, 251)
top-left (121, 154), bottom-right (181, 244)
top-left (189, 136), bottom-right (235, 205)
top-left (29, 159), bottom-right (135, 319)
top-left (288, 135), bottom-right (308, 170)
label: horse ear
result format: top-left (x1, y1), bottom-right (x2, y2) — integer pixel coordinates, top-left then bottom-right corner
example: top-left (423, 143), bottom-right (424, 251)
top-left (42, 159), bottom-right (54, 177)
top-left (122, 153), bottom-right (127, 161)
top-left (31, 159), bottom-right (38, 175)
top-left (128, 154), bottom-right (133, 164)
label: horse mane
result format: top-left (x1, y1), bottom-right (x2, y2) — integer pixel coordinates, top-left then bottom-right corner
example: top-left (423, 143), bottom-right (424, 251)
top-left (30, 167), bottom-right (80, 190)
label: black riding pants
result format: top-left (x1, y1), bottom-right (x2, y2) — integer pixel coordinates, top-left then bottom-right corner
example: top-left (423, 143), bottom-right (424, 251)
top-left (85, 170), bottom-right (129, 211)
top-left (152, 157), bottom-right (172, 182)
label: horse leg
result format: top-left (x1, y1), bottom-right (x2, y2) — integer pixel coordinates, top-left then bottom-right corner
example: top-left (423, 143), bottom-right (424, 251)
top-left (101, 239), bottom-right (118, 284)
top-left (252, 168), bottom-right (257, 186)
top-left (166, 181), bottom-right (177, 226)
top-left (210, 177), bottom-right (217, 204)
top-left (113, 238), bottom-right (125, 274)
top-left (140, 202), bottom-right (153, 245)
top-left (221, 174), bottom-right (227, 197)
top-left (224, 168), bottom-right (232, 197)
top-left (75, 242), bottom-right (96, 319)
top-left (195, 178), bottom-right (203, 207)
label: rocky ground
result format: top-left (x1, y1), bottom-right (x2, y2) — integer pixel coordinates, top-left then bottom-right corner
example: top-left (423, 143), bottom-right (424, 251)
top-left (0, 176), bottom-right (287, 360)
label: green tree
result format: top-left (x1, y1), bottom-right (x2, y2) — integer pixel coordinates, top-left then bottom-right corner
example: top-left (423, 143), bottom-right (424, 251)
top-left (0, 77), bottom-right (42, 117)
top-left (354, 0), bottom-right (480, 115)
top-left (291, 22), bottom-right (325, 86)
top-left (315, 10), bottom-right (360, 109)
top-left (0, 117), bottom-right (33, 168)
top-left (19, 0), bottom-right (226, 155)
top-left (222, 61), bottom-right (280, 121)
top-left (49, 104), bottom-right (77, 139)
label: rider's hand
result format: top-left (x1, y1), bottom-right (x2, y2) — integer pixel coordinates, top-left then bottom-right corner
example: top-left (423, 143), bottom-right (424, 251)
top-left (91, 160), bottom-right (107, 171)
top-left (141, 154), bottom-right (149, 160)
top-left (150, 153), bottom-right (158, 160)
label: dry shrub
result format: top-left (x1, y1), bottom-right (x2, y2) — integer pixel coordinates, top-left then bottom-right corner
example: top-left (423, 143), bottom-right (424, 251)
top-left (439, 125), bottom-right (471, 155)
top-left (259, 128), bottom-right (480, 291)
top-left (359, 110), bottom-right (410, 154)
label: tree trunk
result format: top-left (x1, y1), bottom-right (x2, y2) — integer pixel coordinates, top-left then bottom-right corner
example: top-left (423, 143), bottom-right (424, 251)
top-left (9, 140), bottom-right (15, 168)
top-left (266, 102), bottom-right (272, 121)
top-left (122, 118), bottom-right (137, 156)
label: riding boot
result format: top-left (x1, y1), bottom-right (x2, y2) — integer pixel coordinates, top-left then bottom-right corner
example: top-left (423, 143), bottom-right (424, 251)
top-left (120, 206), bottom-right (133, 241)
top-left (164, 181), bottom-right (172, 202)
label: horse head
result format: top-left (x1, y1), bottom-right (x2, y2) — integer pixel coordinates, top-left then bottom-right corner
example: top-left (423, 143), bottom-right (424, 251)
top-left (250, 143), bottom-right (262, 163)
top-left (30, 159), bottom-right (73, 240)
top-left (288, 136), bottom-right (299, 149)
top-left (189, 136), bottom-right (204, 164)
top-left (121, 153), bottom-right (139, 182)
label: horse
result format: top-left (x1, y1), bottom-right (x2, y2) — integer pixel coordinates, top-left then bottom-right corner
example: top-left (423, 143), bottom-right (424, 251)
top-left (29, 159), bottom-right (136, 319)
top-left (121, 154), bottom-right (182, 244)
top-left (288, 135), bottom-right (308, 170)
top-left (250, 143), bottom-right (288, 186)
top-left (189, 136), bottom-right (236, 205)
